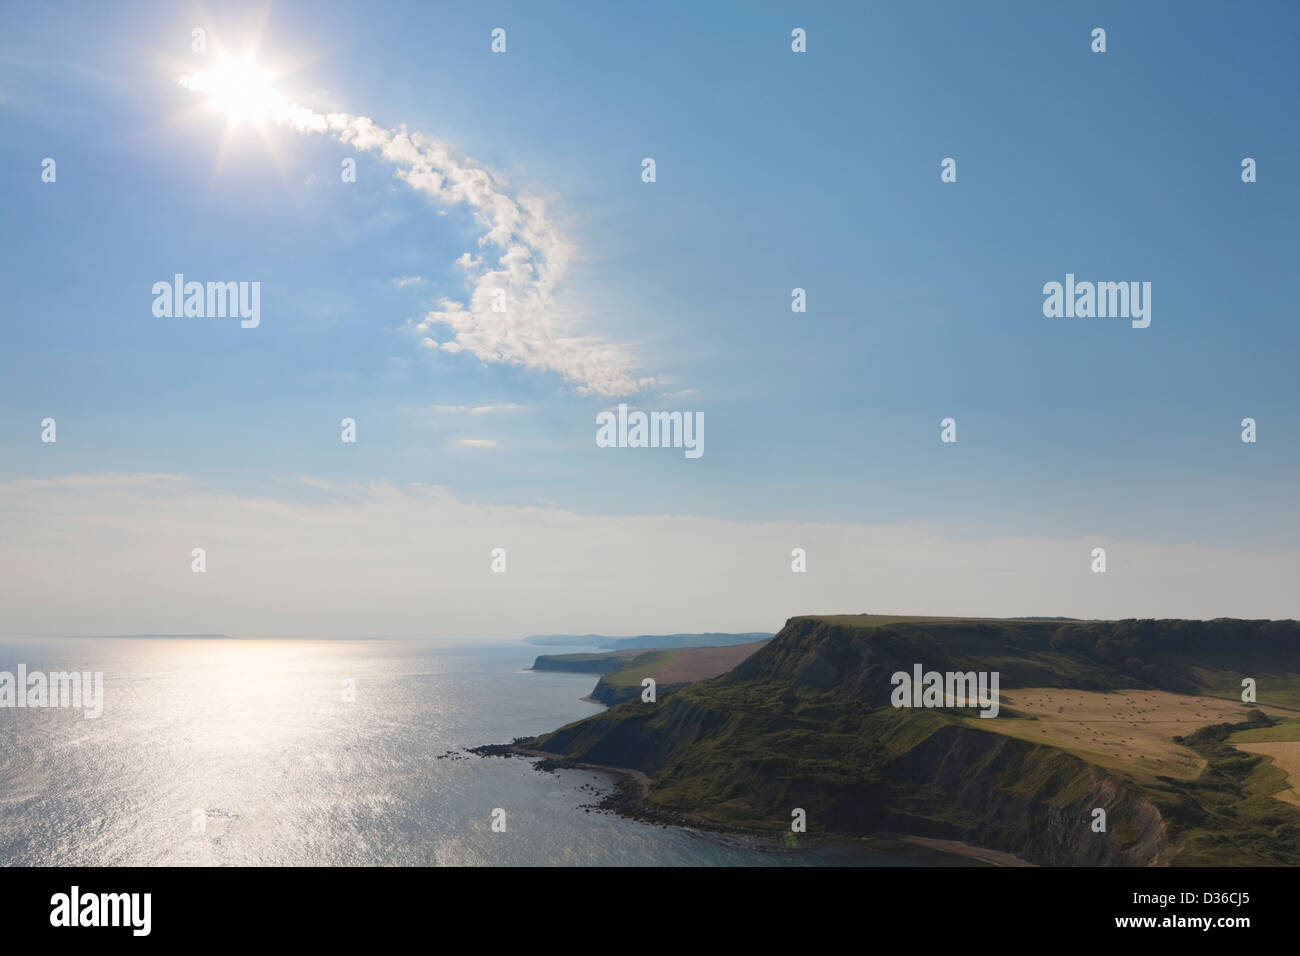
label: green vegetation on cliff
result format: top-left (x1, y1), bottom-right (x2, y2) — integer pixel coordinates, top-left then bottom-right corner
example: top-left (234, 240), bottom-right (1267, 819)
top-left (519, 614), bottom-right (1300, 865)
top-left (531, 650), bottom-right (690, 703)
top-left (530, 650), bottom-right (640, 674)
top-left (533, 641), bottom-right (770, 705)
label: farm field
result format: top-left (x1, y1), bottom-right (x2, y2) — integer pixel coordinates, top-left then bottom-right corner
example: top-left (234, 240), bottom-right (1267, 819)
top-left (966, 688), bottom-right (1290, 781)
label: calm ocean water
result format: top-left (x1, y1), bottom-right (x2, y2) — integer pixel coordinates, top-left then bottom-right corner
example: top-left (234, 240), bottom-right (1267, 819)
top-left (0, 638), bottom-right (924, 866)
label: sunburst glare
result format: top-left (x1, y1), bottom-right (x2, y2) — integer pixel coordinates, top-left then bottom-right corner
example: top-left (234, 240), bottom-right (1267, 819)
top-left (180, 54), bottom-right (282, 126)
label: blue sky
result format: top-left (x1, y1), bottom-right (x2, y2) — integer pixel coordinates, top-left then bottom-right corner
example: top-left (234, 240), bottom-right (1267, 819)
top-left (1, 2), bottom-right (1298, 635)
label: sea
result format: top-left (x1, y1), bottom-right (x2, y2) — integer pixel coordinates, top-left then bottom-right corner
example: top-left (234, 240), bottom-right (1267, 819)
top-left (0, 637), bottom-right (928, 866)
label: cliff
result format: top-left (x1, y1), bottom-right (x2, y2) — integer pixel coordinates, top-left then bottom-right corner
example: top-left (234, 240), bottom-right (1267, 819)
top-left (518, 614), bottom-right (1300, 865)
top-left (534, 641), bottom-right (770, 706)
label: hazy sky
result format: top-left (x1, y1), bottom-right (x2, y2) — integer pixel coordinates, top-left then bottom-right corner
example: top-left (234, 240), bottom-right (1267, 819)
top-left (1, 1), bottom-right (1297, 636)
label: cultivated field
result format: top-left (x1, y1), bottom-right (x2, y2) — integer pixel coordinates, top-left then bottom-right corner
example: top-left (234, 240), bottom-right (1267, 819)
top-left (652, 640), bottom-right (767, 684)
top-left (970, 688), bottom-right (1276, 780)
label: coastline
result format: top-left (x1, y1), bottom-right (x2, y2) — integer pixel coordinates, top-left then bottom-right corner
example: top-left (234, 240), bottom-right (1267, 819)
top-left (509, 640), bottom-right (1043, 866)
top-left (469, 742), bottom-right (1030, 865)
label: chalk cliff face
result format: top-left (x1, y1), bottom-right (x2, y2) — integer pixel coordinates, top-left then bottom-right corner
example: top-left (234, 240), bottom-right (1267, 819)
top-left (522, 615), bottom-right (1300, 865)
top-left (876, 723), bottom-right (1167, 866)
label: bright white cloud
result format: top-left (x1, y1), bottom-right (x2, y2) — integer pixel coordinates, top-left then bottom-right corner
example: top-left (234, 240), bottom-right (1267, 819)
top-left (2, 474), bottom-right (1296, 639)
top-left (179, 71), bottom-right (654, 396)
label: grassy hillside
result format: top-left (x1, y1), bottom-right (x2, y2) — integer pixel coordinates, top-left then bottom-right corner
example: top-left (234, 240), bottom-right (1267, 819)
top-left (534, 642), bottom-right (769, 705)
top-left (518, 614), bottom-right (1300, 865)
top-left (530, 650), bottom-right (642, 674)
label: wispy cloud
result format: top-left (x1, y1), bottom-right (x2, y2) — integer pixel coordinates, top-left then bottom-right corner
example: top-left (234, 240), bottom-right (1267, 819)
top-left (179, 71), bottom-right (654, 396)
top-left (457, 438), bottom-right (499, 448)
top-left (393, 275), bottom-right (424, 288)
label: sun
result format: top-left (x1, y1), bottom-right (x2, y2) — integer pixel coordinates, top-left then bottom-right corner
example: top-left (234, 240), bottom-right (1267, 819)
top-left (182, 55), bottom-right (281, 126)
top-left (170, 27), bottom-right (310, 178)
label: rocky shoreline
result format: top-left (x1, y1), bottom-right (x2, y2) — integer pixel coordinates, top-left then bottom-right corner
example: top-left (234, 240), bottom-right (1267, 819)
top-left (465, 742), bottom-right (1005, 862)
top-left (468, 741), bottom-right (786, 837)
